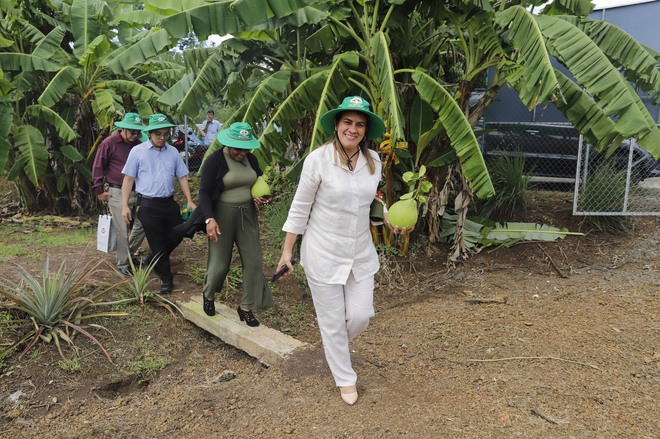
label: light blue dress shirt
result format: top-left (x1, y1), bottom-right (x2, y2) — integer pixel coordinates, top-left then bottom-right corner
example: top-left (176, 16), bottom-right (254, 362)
top-left (122, 141), bottom-right (189, 198)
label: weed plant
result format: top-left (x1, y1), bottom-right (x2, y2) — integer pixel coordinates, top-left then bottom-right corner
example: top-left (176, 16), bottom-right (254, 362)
top-left (578, 162), bottom-right (633, 232)
top-left (57, 357), bottom-right (82, 372)
top-left (262, 302), bottom-right (311, 333)
top-left (131, 356), bottom-right (168, 383)
top-left (0, 310), bottom-right (13, 339)
top-left (479, 152), bottom-right (531, 221)
top-left (188, 261), bottom-right (207, 286)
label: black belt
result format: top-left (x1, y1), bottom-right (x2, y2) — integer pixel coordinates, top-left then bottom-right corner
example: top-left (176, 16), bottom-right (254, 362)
top-left (137, 194), bottom-right (173, 200)
top-left (107, 183), bottom-right (122, 189)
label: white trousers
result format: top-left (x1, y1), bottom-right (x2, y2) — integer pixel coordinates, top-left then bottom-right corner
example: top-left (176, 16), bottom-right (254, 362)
top-left (307, 271), bottom-right (375, 387)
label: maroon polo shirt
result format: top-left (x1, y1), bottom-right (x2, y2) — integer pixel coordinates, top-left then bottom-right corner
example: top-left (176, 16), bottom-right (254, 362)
top-left (91, 131), bottom-right (141, 195)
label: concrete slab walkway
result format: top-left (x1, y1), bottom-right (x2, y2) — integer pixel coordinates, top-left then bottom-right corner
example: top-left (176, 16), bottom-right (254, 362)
top-left (177, 296), bottom-right (309, 367)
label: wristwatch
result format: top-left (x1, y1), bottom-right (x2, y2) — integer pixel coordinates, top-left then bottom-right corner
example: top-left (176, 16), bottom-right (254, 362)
top-left (205, 218), bottom-right (213, 224)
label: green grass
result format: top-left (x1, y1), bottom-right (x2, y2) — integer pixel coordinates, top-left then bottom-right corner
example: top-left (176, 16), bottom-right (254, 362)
top-left (57, 357), bottom-right (82, 373)
top-left (16, 228), bottom-right (92, 247)
top-left (0, 222), bottom-right (92, 262)
top-left (0, 311), bottom-right (16, 350)
top-left (263, 302), bottom-right (311, 332)
top-left (0, 243), bottom-right (28, 262)
top-left (263, 308), bottom-right (284, 326)
top-left (288, 303), bottom-right (310, 325)
top-left (225, 265), bottom-right (243, 291)
top-left (131, 356), bottom-right (168, 382)
top-left (189, 262), bottom-right (207, 286)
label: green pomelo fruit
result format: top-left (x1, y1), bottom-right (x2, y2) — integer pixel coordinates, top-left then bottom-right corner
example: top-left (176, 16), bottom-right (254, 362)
top-left (251, 176), bottom-right (271, 198)
top-left (388, 199), bottom-right (418, 229)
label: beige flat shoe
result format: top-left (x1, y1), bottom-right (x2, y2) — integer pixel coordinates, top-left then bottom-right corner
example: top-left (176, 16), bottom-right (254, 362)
top-left (340, 387), bottom-right (358, 405)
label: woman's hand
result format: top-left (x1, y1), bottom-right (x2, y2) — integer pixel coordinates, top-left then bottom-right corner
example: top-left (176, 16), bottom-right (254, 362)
top-left (275, 252), bottom-right (294, 280)
top-left (254, 196), bottom-right (272, 205)
top-left (384, 213), bottom-right (414, 235)
top-left (276, 233), bottom-right (298, 280)
top-left (206, 218), bottom-right (221, 242)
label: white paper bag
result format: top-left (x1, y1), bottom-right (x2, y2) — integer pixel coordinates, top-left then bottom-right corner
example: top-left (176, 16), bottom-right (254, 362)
top-left (97, 214), bottom-right (116, 252)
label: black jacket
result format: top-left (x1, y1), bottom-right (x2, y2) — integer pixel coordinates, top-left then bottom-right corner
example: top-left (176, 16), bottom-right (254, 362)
top-left (174, 147), bottom-right (263, 239)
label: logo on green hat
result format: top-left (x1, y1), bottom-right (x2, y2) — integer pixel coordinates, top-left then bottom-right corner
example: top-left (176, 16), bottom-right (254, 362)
top-left (217, 122), bottom-right (261, 149)
top-left (114, 112), bottom-right (144, 130)
top-left (142, 113), bottom-right (176, 131)
top-left (319, 96), bottom-right (386, 140)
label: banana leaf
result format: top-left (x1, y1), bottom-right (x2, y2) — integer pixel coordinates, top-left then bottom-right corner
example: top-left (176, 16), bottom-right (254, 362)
top-left (482, 222), bottom-right (582, 243)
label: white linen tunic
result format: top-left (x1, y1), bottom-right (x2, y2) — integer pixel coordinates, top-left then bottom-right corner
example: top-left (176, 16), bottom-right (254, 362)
top-left (283, 143), bottom-right (381, 284)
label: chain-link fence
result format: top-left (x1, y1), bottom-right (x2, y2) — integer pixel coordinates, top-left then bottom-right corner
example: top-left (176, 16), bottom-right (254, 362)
top-left (479, 122), bottom-right (660, 216)
top-left (173, 119), bottom-right (206, 174)
top-left (574, 139), bottom-right (660, 216)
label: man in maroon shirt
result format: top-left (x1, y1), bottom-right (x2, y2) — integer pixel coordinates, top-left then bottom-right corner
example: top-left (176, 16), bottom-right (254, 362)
top-left (92, 113), bottom-right (147, 276)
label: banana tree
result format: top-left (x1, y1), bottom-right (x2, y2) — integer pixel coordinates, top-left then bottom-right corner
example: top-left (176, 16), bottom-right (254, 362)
top-left (161, 0), bottom-right (660, 261)
top-left (0, 0), bottom-right (176, 213)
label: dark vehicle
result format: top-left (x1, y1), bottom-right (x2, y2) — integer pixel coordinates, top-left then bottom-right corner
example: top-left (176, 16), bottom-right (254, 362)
top-left (478, 122), bottom-right (657, 183)
top-left (173, 129), bottom-right (207, 172)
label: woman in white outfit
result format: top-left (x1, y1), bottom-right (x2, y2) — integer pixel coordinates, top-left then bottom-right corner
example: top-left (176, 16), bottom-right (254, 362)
top-left (277, 96), bottom-right (409, 405)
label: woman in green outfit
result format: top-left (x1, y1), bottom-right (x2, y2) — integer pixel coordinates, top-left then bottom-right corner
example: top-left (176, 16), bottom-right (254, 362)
top-left (198, 122), bottom-right (273, 325)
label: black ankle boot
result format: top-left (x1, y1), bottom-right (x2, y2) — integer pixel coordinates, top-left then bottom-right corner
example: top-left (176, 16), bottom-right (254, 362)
top-left (203, 296), bottom-right (216, 317)
top-left (160, 279), bottom-right (173, 293)
top-left (236, 306), bottom-right (260, 327)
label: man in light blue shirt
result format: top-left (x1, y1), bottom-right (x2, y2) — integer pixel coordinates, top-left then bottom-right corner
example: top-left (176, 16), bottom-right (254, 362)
top-left (121, 114), bottom-right (196, 293)
top-left (201, 110), bottom-right (221, 147)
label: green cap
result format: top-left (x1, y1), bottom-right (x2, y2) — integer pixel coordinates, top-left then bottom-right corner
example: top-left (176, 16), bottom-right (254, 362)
top-left (114, 113), bottom-right (144, 130)
top-left (320, 96), bottom-right (386, 140)
top-left (217, 122), bottom-right (260, 150)
top-left (142, 113), bottom-right (176, 132)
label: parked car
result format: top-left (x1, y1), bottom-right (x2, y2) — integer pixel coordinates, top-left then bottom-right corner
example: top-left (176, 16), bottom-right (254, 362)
top-left (478, 122), bottom-right (657, 183)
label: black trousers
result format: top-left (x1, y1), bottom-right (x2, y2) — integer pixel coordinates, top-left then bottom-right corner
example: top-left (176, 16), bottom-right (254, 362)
top-left (137, 196), bottom-right (183, 282)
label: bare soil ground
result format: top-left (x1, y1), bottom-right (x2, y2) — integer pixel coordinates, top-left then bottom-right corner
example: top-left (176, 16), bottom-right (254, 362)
top-left (0, 189), bottom-right (658, 439)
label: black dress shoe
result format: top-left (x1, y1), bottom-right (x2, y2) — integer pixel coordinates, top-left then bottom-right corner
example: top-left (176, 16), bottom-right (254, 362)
top-left (237, 306), bottom-right (260, 327)
top-left (140, 254), bottom-right (154, 267)
top-left (160, 280), bottom-right (173, 293)
top-left (203, 296), bottom-right (216, 316)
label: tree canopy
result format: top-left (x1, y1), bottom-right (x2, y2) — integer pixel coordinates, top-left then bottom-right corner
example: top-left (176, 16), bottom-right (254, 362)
top-left (1, 0), bottom-right (658, 260)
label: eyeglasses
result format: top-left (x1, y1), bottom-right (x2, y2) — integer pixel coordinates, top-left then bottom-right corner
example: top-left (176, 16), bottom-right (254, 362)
top-left (127, 130), bottom-right (141, 136)
top-left (151, 131), bottom-right (171, 139)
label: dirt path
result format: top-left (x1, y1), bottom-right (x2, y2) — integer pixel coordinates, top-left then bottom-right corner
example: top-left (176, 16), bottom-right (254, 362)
top-left (0, 200), bottom-right (658, 438)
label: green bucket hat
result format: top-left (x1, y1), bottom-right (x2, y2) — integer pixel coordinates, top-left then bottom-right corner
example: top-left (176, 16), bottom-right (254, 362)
top-left (217, 122), bottom-right (260, 150)
top-left (114, 113), bottom-right (144, 130)
top-left (142, 113), bottom-right (176, 132)
top-left (320, 96), bottom-right (386, 140)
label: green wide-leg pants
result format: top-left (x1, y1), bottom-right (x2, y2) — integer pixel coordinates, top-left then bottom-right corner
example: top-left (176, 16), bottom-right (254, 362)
top-left (202, 201), bottom-right (273, 311)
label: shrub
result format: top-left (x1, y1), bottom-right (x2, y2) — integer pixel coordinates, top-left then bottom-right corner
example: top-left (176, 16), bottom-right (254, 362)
top-left (260, 168), bottom-right (298, 251)
top-left (578, 162), bottom-right (633, 232)
top-left (479, 152), bottom-right (531, 221)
